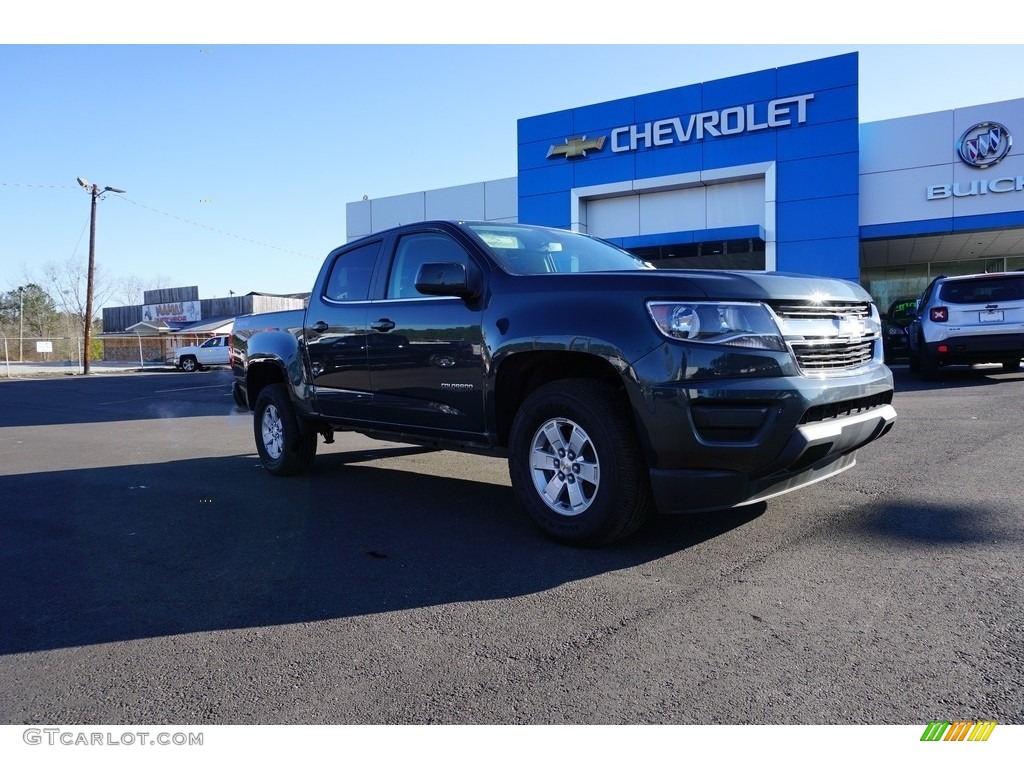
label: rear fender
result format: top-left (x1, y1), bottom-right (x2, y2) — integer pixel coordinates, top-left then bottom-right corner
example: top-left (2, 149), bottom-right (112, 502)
top-left (244, 330), bottom-right (310, 412)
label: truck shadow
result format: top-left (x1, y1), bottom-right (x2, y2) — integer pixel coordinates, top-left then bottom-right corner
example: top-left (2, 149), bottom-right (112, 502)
top-left (0, 451), bottom-right (764, 655)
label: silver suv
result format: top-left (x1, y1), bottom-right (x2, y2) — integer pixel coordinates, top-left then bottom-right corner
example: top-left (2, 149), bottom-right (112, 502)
top-left (908, 272), bottom-right (1024, 379)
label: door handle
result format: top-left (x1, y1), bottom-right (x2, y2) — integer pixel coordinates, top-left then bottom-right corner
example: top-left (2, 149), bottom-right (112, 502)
top-left (311, 320), bottom-right (329, 333)
top-left (371, 319), bottom-right (396, 332)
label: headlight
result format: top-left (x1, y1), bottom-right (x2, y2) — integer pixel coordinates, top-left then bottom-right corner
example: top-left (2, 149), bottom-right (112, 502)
top-left (887, 326), bottom-right (905, 337)
top-left (646, 301), bottom-right (787, 351)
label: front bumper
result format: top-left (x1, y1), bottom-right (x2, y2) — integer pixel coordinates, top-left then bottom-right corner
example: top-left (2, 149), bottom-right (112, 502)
top-left (627, 352), bottom-right (896, 514)
top-left (647, 403), bottom-right (896, 513)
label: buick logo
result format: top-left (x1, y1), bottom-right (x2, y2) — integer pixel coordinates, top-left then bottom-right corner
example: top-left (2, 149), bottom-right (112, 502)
top-left (956, 122), bottom-right (1012, 169)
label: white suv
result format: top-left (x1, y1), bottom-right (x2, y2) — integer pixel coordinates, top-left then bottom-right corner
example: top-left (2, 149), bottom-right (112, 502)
top-left (908, 272), bottom-right (1024, 379)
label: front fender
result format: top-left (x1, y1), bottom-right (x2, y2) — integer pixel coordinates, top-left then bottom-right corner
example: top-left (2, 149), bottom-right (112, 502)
top-left (490, 334), bottom-right (634, 375)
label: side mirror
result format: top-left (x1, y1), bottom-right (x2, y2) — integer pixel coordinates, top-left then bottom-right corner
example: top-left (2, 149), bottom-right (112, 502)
top-left (414, 262), bottom-right (481, 299)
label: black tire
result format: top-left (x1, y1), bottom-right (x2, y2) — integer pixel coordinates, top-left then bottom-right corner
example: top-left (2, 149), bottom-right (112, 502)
top-left (253, 383), bottom-right (317, 476)
top-left (908, 349), bottom-right (921, 374)
top-left (919, 348), bottom-right (940, 381)
top-left (1002, 359), bottom-right (1022, 373)
top-left (911, 334), bottom-right (938, 380)
top-left (180, 355), bottom-right (198, 372)
top-left (508, 379), bottom-right (653, 547)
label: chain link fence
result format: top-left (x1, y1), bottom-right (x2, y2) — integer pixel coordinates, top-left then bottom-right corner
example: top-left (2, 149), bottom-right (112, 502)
top-left (0, 334), bottom-right (89, 365)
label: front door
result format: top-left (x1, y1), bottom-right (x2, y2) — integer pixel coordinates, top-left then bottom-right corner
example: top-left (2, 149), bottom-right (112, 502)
top-left (366, 230), bottom-right (486, 438)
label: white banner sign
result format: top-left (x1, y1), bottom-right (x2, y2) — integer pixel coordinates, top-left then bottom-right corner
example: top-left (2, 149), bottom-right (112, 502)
top-left (142, 301), bottom-right (201, 323)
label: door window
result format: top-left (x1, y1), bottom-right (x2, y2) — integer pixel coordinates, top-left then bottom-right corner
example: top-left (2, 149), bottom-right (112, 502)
top-left (387, 233), bottom-right (470, 299)
top-left (325, 241), bottom-right (380, 301)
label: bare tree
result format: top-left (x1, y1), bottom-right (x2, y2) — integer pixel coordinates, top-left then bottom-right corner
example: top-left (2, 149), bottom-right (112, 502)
top-left (115, 273), bottom-right (177, 307)
top-left (40, 257), bottom-right (120, 331)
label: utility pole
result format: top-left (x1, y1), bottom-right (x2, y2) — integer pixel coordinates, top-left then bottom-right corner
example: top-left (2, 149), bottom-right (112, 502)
top-left (77, 177), bottom-right (125, 374)
top-left (19, 286), bottom-right (24, 362)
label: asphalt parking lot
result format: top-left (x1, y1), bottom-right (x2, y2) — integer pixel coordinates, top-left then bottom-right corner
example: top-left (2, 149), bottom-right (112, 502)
top-left (0, 364), bottom-right (1021, 725)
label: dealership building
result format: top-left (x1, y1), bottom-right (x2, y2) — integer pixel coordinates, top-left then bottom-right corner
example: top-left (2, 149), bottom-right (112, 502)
top-left (345, 52), bottom-right (1024, 313)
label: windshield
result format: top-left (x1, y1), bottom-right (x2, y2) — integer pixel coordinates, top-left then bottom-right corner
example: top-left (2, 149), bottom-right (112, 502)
top-left (887, 298), bottom-right (918, 326)
top-left (463, 222), bottom-right (654, 275)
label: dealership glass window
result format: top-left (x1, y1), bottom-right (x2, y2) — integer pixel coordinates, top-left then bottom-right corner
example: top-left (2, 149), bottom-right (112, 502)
top-left (928, 258), bottom-right (1006, 278)
top-left (862, 264), bottom-right (930, 313)
top-left (634, 239), bottom-right (766, 271)
top-left (862, 255), bottom-right (1024, 311)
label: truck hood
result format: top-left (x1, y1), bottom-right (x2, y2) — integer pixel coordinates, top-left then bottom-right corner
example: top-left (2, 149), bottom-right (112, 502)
top-left (533, 269), bottom-right (874, 303)
top-left (660, 269), bottom-right (872, 303)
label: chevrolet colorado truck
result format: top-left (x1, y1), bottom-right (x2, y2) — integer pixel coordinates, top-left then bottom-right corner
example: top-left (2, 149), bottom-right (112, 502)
top-left (232, 220), bottom-right (896, 546)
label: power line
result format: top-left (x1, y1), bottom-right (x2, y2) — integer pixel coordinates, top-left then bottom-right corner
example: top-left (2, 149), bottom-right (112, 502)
top-left (1, 181), bottom-right (317, 260)
top-left (0, 182), bottom-right (78, 190)
top-left (112, 195), bottom-right (317, 260)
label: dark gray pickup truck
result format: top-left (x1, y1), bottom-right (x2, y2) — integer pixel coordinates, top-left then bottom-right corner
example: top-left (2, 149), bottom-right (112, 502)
top-left (232, 220), bottom-right (896, 546)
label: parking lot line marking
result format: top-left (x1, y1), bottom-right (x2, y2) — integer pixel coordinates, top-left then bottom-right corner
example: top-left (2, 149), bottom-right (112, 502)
top-left (96, 385), bottom-right (228, 405)
top-left (153, 385), bottom-right (228, 394)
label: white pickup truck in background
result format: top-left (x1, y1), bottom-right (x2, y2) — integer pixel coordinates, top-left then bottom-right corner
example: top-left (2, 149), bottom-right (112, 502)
top-left (169, 334), bottom-right (231, 372)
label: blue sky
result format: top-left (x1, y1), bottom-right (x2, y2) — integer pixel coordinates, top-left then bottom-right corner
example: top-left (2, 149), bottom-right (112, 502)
top-left (3, 34), bottom-right (1024, 310)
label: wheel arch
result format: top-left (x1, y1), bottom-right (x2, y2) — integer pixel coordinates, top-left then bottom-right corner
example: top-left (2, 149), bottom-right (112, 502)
top-left (493, 350), bottom-right (630, 447)
top-left (246, 359), bottom-right (289, 413)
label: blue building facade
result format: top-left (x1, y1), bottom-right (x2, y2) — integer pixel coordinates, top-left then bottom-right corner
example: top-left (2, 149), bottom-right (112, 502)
top-left (517, 53), bottom-right (861, 280)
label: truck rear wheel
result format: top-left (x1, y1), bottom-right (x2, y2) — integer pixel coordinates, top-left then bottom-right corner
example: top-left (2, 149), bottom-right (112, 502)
top-left (508, 379), bottom-right (653, 546)
top-left (253, 383), bottom-right (317, 476)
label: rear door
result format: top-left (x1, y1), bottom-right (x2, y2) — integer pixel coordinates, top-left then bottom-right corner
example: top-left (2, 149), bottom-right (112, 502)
top-left (304, 239), bottom-right (382, 422)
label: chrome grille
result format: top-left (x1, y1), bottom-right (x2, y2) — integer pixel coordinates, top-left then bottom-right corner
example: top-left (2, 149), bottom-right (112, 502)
top-left (769, 301), bottom-right (879, 373)
top-left (789, 339), bottom-right (875, 371)
top-left (772, 301), bottom-right (871, 318)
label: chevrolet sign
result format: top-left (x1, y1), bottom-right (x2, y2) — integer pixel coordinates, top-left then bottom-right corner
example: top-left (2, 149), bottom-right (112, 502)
top-left (611, 93), bottom-right (814, 153)
top-left (545, 94), bottom-right (814, 161)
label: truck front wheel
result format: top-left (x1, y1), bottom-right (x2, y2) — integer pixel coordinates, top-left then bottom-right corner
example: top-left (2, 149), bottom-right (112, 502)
top-left (508, 379), bottom-right (653, 547)
top-left (253, 383), bottom-right (317, 476)
top-left (180, 355), bottom-right (198, 372)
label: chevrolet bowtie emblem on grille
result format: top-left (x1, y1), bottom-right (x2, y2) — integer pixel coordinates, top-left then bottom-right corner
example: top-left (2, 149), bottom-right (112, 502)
top-left (546, 135), bottom-right (607, 160)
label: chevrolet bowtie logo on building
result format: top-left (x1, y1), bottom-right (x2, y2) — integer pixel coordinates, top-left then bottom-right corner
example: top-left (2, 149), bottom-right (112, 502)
top-left (957, 122), bottom-right (1012, 169)
top-left (546, 135), bottom-right (607, 160)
